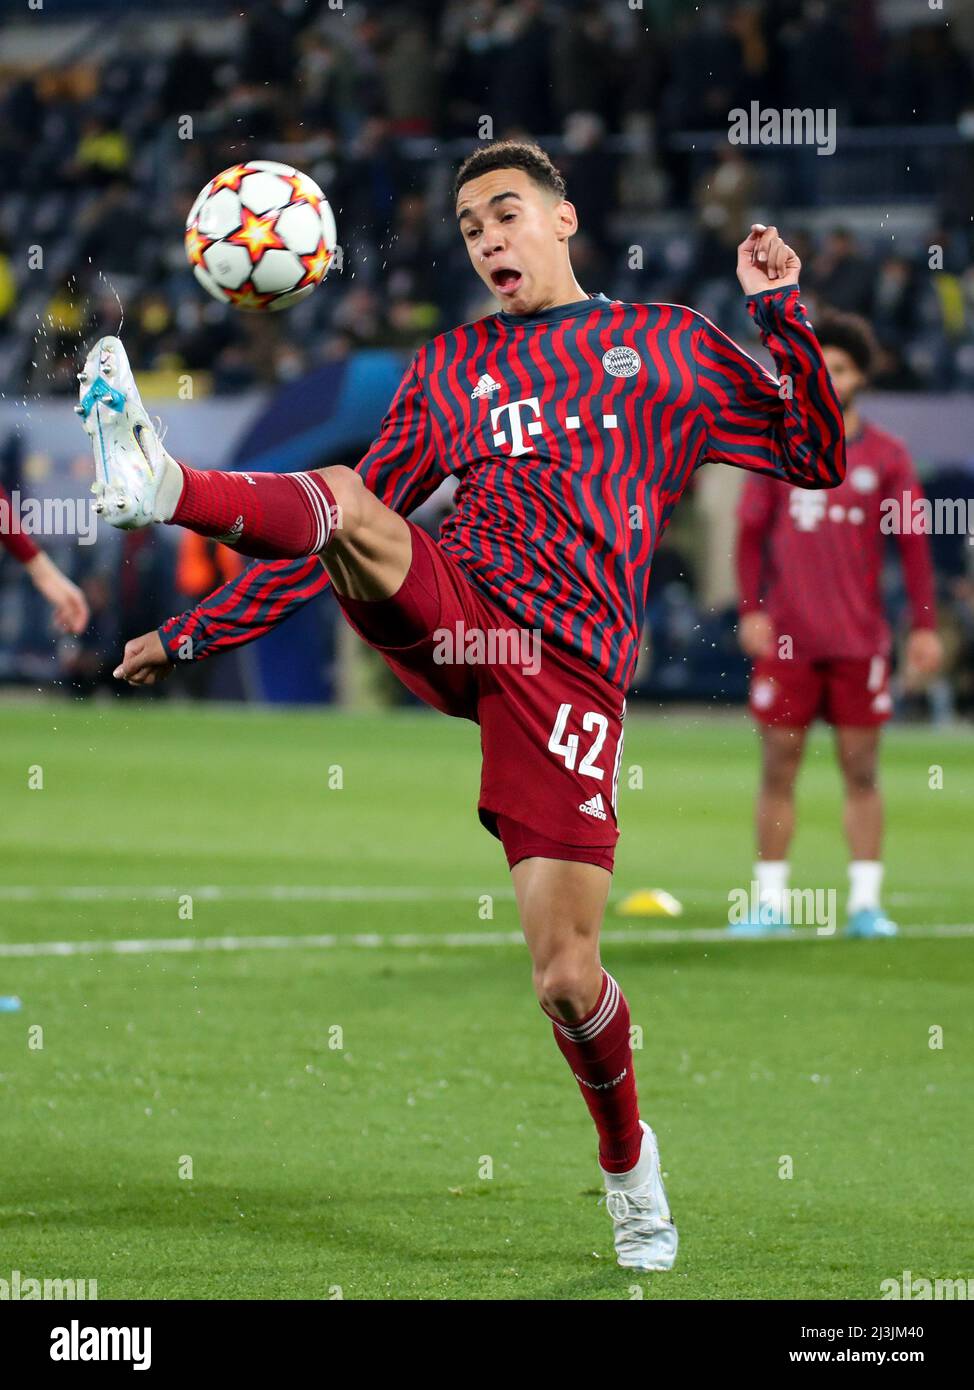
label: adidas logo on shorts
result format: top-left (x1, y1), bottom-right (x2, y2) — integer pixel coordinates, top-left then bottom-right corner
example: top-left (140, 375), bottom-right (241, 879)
top-left (579, 793), bottom-right (607, 821)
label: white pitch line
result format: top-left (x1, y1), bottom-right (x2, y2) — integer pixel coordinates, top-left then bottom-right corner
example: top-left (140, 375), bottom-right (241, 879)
top-left (0, 885), bottom-right (936, 905)
top-left (0, 924), bottom-right (972, 959)
top-left (0, 885), bottom-right (517, 904)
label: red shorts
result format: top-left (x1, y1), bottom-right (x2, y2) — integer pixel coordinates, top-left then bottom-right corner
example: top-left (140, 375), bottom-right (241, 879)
top-left (335, 522), bottom-right (624, 871)
top-left (749, 653), bottom-right (893, 728)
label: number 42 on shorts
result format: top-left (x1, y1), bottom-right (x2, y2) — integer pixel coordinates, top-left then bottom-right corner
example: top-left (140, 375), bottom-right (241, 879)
top-left (547, 702), bottom-right (609, 778)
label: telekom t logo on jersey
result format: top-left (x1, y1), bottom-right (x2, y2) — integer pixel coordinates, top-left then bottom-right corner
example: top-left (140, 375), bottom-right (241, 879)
top-left (491, 397), bottom-right (543, 457)
top-left (490, 396), bottom-right (621, 457)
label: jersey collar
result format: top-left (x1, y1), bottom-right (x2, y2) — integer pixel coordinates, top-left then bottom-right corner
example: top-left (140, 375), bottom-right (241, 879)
top-left (497, 292), bottom-right (611, 327)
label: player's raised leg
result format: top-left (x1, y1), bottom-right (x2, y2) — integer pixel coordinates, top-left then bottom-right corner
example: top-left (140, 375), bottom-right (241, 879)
top-left (835, 726), bottom-right (896, 938)
top-left (730, 724), bottom-right (806, 934)
top-left (511, 854), bottom-right (677, 1271)
top-left (78, 335), bottom-right (412, 595)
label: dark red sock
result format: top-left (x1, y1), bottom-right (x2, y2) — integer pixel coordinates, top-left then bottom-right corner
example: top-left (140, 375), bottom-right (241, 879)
top-left (544, 970), bottom-right (643, 1174)
top-left (170, 466), bottom-right (336, 559)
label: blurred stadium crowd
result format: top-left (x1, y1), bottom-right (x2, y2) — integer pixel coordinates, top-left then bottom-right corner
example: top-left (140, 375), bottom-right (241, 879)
top-left (1, 0), bottom-right (974, 396)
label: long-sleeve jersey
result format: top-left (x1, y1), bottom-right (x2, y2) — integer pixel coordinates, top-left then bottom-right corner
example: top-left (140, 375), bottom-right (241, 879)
top-left (0, 483), bottom-right (40, 564)
top-left (160, 284), bottom-right (845, 690)
top-left (737, 418), bottom-right (936, 661)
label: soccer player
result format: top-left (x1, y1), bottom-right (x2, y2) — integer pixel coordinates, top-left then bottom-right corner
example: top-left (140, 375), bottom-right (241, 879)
top-left (0, 482), bottom-right (90, 635)
top-left (734, 310), bottom-right (941, 938)
top-left (76, 141), bottom-right (845, 1270)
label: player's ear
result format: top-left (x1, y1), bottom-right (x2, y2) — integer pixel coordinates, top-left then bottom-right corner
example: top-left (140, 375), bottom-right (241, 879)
top-left (554, 199), bottom-right (578, 241)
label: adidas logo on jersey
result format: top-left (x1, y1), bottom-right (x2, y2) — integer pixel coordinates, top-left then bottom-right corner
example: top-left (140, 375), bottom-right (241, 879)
top-left (579, 793), bottom-right (607, 821)
top-left (471, 373), bottom-right (502, 399)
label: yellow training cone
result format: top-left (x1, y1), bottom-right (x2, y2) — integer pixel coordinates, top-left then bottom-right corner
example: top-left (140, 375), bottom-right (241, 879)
top-left (616, 889), bottom-right (683, 918)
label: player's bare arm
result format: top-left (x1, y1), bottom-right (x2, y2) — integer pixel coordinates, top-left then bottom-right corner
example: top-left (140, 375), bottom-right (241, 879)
top-left (23, 551), bottom-right (90, 635)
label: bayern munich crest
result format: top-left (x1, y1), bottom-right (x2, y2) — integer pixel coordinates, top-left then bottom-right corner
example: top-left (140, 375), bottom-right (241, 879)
top-left (601, 345), bottom-right (642, 378)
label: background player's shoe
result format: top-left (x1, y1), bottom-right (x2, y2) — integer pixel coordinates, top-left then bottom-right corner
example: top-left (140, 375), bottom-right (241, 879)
top-left (601, 1120), bottom-right (678, 1271)
top-left (845, 908), bottom-right (898, 938)
top-left (727, 907), bottom-right (791, 936)
top-left (77, 336), bottom-right (180, 529)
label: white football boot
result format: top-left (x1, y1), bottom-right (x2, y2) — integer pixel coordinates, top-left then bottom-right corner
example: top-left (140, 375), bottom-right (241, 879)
top-left (77, 336), bottom-right (182, 529)
top-left (601, 1121), bottom-right (678, 1271)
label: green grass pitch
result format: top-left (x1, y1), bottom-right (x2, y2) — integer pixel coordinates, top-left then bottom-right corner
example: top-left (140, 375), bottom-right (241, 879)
top-left (0, 699), bottom-right (971, 1300)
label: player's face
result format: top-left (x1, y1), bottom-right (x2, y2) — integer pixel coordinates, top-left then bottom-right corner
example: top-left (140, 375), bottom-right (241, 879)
top-left (822, 345), bottom-right (865, 410)
top-left (455, 168), bottom-right (576, 314)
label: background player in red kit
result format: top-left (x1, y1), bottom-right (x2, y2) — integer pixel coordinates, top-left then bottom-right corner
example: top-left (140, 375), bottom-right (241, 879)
top-left (735, 310), bottom-right (942, 938)
top-left (0, 481), bottom-right (89, 635)
top-left (77, 142), bottom-right (845, 1271)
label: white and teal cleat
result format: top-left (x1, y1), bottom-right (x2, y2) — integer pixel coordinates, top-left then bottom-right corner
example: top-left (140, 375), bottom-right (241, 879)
top-left (845, 908), bottom-right (898, 939)
top-left (727, 906), bottom-right (792, 937)
top-left (76, 336), bottom-right (180, 529)
top-left (601, 1121), bottom-right (678, 1272)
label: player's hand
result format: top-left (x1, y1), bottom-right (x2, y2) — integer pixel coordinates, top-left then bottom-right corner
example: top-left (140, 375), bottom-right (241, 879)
top-left (738, 611), bottom-right (775, 659)
top-left (25, 553), bottom-right (90, 634)
top-left (113, 630), bottom-right (174, 686)
top-left (905, 628), bottom-right (943, 679)
top-left (736, 224), bottom-right (801, 296)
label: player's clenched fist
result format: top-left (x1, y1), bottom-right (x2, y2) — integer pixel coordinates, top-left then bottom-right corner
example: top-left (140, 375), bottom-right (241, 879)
top-left (736, 224), bottom-right (801, 296)
top-left (113, 630), bottom-right (173, 686)
top-left (738, 611), bottom-right (775, 660)
top-left (905, 627), bottom-right (943, 679)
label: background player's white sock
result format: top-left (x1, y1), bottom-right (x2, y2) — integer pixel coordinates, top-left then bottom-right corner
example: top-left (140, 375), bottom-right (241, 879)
top-left (755, 860), bottom-right (789, 917)
top-left (848, 860), bottom-right (883, 914)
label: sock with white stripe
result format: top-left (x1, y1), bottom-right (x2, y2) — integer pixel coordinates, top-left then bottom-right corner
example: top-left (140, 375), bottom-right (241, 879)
top-left (543, 969), bottom-right (643, 1174)
top-left (168, 465), bottom-right (335, 558)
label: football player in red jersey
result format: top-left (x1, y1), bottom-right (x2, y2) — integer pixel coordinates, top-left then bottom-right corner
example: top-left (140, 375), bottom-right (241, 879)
top-left (77, 141), bottom-right (846, 1271)
top-left (0, 482), bottom-right (89, 635)
top-left (735, 310), bottom-right (942, 939)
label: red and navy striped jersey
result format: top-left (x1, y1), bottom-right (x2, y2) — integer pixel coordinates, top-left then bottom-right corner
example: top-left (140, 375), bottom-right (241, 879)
top-left (159, 285), bottom-right (845, 690)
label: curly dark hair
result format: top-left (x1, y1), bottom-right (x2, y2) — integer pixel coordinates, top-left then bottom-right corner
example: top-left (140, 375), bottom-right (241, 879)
top-left (453, 140), bottom-right (567, 203)
top-left (813, 308), bottom-right (879, 377)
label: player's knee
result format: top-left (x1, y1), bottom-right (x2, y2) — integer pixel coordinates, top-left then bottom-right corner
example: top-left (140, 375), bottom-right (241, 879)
top-left (312, 465), bottom-right (366, 540)
top-left (533, 956), bottom-right (596, 1020)
top-left (762, 742), bottom-right (802, 794)
top-left (762, 759), bottom-right (799, 796)
top-left (843, 761), bottom-right (877, 795)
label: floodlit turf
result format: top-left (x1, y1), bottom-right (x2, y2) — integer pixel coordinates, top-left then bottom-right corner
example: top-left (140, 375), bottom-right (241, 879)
top-left (0, 698), bottom-right (971, 1299)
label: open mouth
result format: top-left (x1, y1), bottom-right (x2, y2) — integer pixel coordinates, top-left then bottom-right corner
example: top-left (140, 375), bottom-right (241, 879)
top-left (490, 268), bottom-right (523, 297)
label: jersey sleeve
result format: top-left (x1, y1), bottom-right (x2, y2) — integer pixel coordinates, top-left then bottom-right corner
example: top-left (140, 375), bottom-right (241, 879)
top-left (735, 475), bottom-right (778, 615)
top-left (885, 443), bottom-right (938, 632)
top-left (159, 352), bottom-right (448, 664)
top-left (693, 285), bottom-right (846, 491)
top-left (355, 349), bottom-right (447, 511)
top-left (0, 483), bottom-right (40, 563)
top-left (159, 555), bottom-right (330, 663)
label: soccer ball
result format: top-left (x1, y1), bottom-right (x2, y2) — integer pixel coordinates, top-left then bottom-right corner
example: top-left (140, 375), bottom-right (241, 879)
top-left (184, 161), bottom-right (338, 311)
